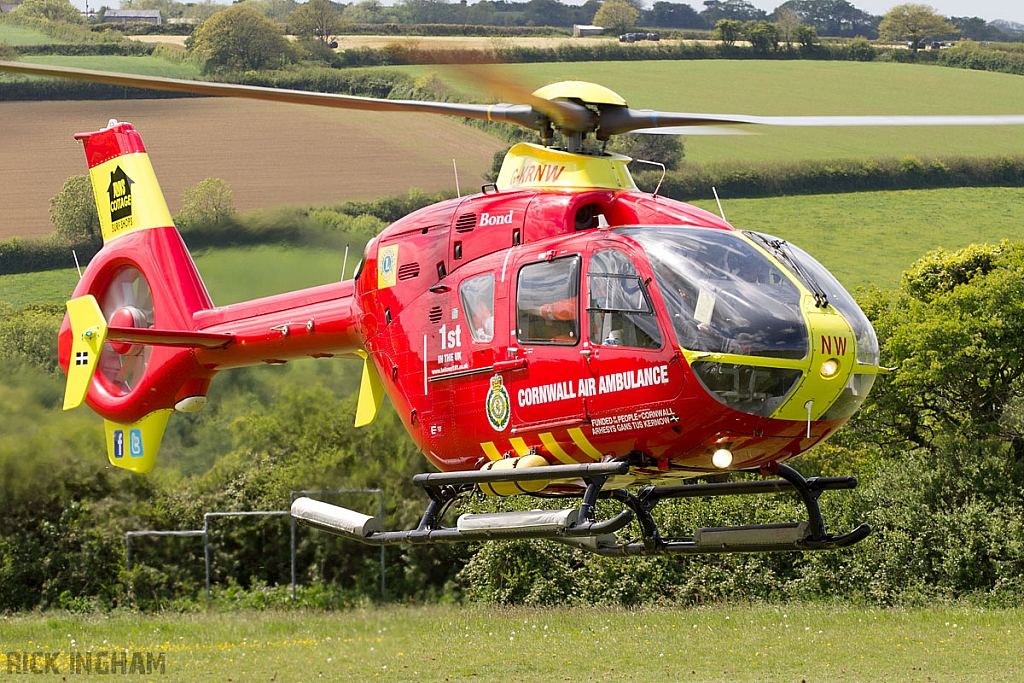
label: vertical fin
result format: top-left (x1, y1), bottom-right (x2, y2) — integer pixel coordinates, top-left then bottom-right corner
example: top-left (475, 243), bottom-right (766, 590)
top-left (354, 350), bottom-right (385, 428)
top-left (64, 295), bottom-right (108, 411)
top-left (76, 120), bottom-right (175, 245)
top-left (104, 409), bottom-right (173, 473)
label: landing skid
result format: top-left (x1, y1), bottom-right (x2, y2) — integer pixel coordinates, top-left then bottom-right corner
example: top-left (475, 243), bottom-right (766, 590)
top-left (291, 462), bottom-right (870, 556)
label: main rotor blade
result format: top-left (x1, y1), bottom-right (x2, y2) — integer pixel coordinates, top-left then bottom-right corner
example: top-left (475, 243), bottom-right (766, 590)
top-left (0, 60), bottom-right (550, 132)
top-left (603, 107), bottom-right (1024, 135)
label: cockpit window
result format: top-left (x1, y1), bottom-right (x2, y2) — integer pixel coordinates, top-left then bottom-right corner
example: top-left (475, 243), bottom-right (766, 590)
top-left (587, 249), bottom-right (662, 348)
top-left (516, 256), bottom-right (580, 345)
top-left (622, 227), bottom-right (809, 359)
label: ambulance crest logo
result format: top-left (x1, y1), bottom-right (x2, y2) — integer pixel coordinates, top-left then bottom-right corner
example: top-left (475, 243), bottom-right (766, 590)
top-left (485, 375), bottom-right (511, 432)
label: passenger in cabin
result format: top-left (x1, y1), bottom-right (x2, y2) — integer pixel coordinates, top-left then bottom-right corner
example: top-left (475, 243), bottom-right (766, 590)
top-left (460, 273), bottom-right (495, 343)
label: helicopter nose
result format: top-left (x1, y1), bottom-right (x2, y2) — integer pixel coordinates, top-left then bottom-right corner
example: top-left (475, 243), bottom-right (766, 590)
top-left (770, 297), bottom-right (858, 423)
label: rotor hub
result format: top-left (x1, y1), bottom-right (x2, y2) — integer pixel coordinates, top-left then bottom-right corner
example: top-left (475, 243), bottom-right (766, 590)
top-left (108, 305), bottom-right (146, 355)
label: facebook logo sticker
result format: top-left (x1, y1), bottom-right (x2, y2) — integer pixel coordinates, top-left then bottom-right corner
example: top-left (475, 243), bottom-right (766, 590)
top-left (129, 429), bottom-right (144, 458)
top-left (113, 430), bottom-right (125, 459)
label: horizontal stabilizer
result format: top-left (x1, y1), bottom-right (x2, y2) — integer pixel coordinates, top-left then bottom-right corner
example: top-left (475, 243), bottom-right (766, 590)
top-left (104, 408), bottom-right (173, 473)
top-left (64, 295), bottom-right (109, 411)
top-left (107, 326), bottom-right (234, 349)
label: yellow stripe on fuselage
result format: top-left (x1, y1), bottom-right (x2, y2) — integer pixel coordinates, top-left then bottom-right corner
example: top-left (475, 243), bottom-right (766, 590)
top-left (568, 428), bottom-right (603, 461)
top-left (481, 442), bottom-right (503, 461)
top-left (539, 432), bottom-right (577, 465)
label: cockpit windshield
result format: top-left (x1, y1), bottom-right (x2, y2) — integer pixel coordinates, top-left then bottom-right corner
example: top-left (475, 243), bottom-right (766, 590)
top-left (622, 227), bottom-right (808, 359)
top-left (748, 233), bottom-right (879, 367)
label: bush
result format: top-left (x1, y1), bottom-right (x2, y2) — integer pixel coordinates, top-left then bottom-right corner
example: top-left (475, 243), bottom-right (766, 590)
top-left (176, 178), bottom-right (235, 230)
top-left (50, 174), bottom-right (102, 247)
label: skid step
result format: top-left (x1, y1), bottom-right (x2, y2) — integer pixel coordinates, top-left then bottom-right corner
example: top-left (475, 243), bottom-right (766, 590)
top-left (694, 522), bottom-right (809, 547)
top-left (457, 509), bottom-right (578, 534)
top-left (291, 497), bottom-right (381, 540)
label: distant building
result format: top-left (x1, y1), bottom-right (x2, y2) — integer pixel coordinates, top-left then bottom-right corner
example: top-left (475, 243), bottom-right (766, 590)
top-left (573, 24), bottom-right (604, 37)
top-left (0, 3), bottom-right (21, 13)
top-left (103, 9), bottom-right (162, 24)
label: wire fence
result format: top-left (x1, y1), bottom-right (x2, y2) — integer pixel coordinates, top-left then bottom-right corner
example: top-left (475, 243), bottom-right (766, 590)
top-left (124, 489), bottom-right (385, 603)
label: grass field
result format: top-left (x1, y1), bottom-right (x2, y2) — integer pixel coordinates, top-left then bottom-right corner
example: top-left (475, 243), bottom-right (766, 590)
top-left (0, 604), bottom-right (1021, 682)
top-left (0, 22), bottom-right (64, 46)
top-left (15, 54), bottom-right (203, 79)
top-left (0, 245), bottom-right (356, 307)
top-left (688, 186), bottom-right (1024, 289)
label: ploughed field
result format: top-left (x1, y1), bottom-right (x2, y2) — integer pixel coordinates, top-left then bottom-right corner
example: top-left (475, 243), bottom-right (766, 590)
top-left (0, 98), bottom-right (505, 240)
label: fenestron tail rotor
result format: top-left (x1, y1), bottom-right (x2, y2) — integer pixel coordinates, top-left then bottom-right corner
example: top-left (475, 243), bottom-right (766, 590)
top-left (97, 266), bottom-right (154, 395)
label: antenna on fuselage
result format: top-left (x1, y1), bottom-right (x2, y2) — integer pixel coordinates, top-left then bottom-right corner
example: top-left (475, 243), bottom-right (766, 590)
top-left (712, 187), bottom-right (727, 222)
top-left (453, 159), bottom-right (461, 198)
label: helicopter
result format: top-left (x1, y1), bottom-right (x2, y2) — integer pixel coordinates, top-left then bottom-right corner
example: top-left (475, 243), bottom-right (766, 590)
top-left (4, 60), bottom-right (1024, 558)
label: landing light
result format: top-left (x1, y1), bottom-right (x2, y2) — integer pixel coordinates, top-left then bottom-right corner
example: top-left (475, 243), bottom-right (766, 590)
top-left (820, 359), bottom-right (840, 378)
top-left (712, 448), bottom-right (733, 469)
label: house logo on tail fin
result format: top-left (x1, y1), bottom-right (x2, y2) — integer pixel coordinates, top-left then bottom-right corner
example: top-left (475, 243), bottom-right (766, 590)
top-left (108, 166), bottom-right (134, 234)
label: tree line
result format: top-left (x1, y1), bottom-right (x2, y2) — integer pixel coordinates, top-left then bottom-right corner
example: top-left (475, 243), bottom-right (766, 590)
top-left (9, 0), bottom-right (1019, 41)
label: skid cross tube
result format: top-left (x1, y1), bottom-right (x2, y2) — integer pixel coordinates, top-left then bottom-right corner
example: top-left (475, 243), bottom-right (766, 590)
top-left (578, 464), bottom-right (870, 557)
top-left (294, 462), bottom-right (635, 546)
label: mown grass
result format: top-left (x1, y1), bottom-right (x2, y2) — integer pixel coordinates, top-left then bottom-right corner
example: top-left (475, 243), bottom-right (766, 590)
top-left (0, 604), bottom-right (1021, 682)
top-left (688, 186), bottom-right (1024, 289)
top-left (0, 245), bottom-right (351, 308)
top-left (17, 54), bottom-right (202, 79)
top-left (190, 244), bottom-right (354, 305)
top-left (0, 22), bottom-right (60, 46)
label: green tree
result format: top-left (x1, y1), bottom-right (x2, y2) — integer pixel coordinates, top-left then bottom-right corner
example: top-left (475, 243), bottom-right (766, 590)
top-left (11, 0), bottom-right (81, 22)
top-left (177, 178), bottom-right (235, 228)
top-left (742, 20), bottom-right (780, 52)
top-left (701, 0), bottom-right (765, 24)
top-left (793, 23), bottom-right (818, 47)
top-left (773, 6), bottom-right (801, 45)
top-left (288, 0), bottom-right (344, 42)
top-left (523, 0), bottom-right (572, 27)
top-left (864, 241), bottom-right (1024, 460)
top-left (49, 174), bottom-right (101, 248)
top-left (878, 3), bottom-right (956, 49)
top-left (342, 0), bottom-right (386, 23)
top-left (187, 5), bottom-right (292, 73)
top-left (714, 17), bottom-right (742, 45)
top-left (774, 0), bottom-right (877, 39)
top-left (646, 1), bottom-right (706, 29)
top-left (608, 134), bottom-right (684, 171)
top-left (243, 0), bottom-right (299, 22)
top-left (593, 0), bottom-right (639, 34)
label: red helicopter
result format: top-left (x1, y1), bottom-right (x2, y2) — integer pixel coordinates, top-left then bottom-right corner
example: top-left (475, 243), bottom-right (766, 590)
top-left (5, 61), bottom-right (1023, 557)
